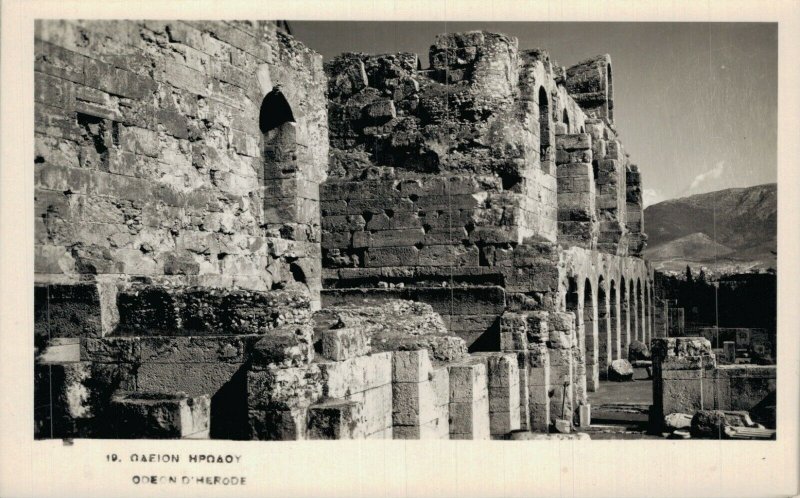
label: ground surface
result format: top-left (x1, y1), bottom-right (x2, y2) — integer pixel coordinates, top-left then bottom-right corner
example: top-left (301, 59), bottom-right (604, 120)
top-left (580, 367), bottom-right (660, 440)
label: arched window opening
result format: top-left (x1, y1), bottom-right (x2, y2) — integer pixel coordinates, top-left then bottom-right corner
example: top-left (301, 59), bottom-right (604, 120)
top-left (566, 276), bottom-right (579, 317)
top-left (562, 108), bottom-right (570, 133)
top-left (538, 87), bottom-right (551, 173)
top-left (259, 88), bottom-right (295, 134)
top-left (606, 64), bottom-right (614, 122)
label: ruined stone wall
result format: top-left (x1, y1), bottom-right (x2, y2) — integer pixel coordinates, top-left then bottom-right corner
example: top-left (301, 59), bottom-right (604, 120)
top-left (35, 20), bottom-right (328, 310)
top-left (34, 24), bottom-right (660, 440)
top-left (651, 337), bottom-right (776, 429)
top-left (320, 31), bottom-right (651, 352)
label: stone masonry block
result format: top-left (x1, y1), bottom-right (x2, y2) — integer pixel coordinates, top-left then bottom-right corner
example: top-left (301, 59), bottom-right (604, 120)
top-left (322, 327), bottom-right (370, 361)
top-left (392, 381), bottom-right (437, 427)
top-left (109, 392), bottom-right (210, 439)
top-left (307, 399), bottom-right (364, 440)
top-left (392, 350), bottom-right (433, 383)
top-left (448, 359), bottom-right (488, 402)
top-left (248, 406), bottom-right (309, 441)
top-left (318, 352), bottom-right (393, 399)
top-left (347, 384), bottom-right (393, 437)
top-left (250, 324), bottom-right (315, 368)
top-left (449, 396), bottom-right (490, 440)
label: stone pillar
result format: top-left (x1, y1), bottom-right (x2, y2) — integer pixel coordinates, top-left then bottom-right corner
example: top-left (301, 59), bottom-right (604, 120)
top-left (620, 284), bottom-right (630, 359)
top-left (610, 284), bottom-right (620, 361)
top-left (625, 165), bottom-right (647, 257)
top-left (392, 350), bottom-right (449, 439)
top-left (592, 135), bottom-right (627, 255)
top-left (583, 284), bottom-right (599, 392)
top-left (556, 134), bottom-right (597, 249)
top-left (548, 312), bottom-right (576, 427)
top-left (447, 359), bottom-right (490, 440)
top-left (597, 285), bottom-right (611, 379)
top-left (640, 284), bottom-right (646, 344)
top-left (499, 311), bottom-right (552, 432)
top-left (473, 353), bottom-right (521, 437)
top-left (649, 286), bottom-right (655, 341)
top-left (565, 54), bottom-right (614, 123)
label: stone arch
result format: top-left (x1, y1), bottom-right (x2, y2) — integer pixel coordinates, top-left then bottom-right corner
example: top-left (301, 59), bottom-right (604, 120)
top-left (597, 275), bottom-right (611, 379)
top-left (565, 275), bottom-right (579, 318)
top-left (609, 279), bottom-right (620, 361)
top-left (620, 279), bottom-right (629, 359)
top-left (538, 86), bottom-right (552, 173)
top-left (584, 277), bottom-right (599, 391)
top-left (259, 87), bottom-right (321, 309)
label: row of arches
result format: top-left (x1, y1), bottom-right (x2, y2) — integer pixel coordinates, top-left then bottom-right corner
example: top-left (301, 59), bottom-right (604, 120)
top-left (565, 273), bottom-right (655, 392)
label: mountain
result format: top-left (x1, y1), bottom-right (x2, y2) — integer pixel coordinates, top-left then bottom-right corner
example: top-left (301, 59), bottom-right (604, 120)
top-left (643, 183), bottom-right (777, 273)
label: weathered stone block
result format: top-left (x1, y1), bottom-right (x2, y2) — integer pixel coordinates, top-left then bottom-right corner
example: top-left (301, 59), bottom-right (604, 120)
top-left (250, 325), bottom-right (315, 368)
top-left (347, 384), bottom-right (392, 437)
top-left (448, 359), bottom-right (487, 402)
top-left (249, 406), bottom-right (309, 440)
top-left (34, 283), bottom-right (109, 341)
top-left (392, 350), bottom-right (433, 383)
top-left (318, 352), bottom-right (393, 399)
top-left (135, 362), bottom-right (244, 398)
top-left (247, 365), bottom-right (323, 411)
top-left (109, 392), bottom-right (210, 439)
top-left (392, 381), bottom-right (437, 427)
top-left (321, 327), bottom-right (370, 361)
top-left (307, 399), bottom-right (364, 439)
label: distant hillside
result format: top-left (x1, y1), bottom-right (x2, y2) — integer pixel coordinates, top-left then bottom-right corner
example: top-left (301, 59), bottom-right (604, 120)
top-left (643, 183), bottom-right (776, 273)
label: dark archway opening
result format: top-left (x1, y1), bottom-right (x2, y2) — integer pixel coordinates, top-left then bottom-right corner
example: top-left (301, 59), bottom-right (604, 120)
top-left (538, 87), bottom-right (551, 173)
top-left (606, 64), bottom-right (614, 122)
top-left (259, 88), bottom-right (295, 133)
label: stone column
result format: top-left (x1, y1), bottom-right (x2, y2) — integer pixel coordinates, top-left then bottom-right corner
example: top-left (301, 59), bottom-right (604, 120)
top-left (597, 284), bottom-right (611, 379)
top-left (556, 134), bottom-right (597, 249)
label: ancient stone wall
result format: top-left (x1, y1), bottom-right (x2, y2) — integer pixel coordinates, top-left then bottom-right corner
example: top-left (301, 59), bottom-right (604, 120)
top-left (320, 31), bottom-right (652, 359)
top-left (35, 24), bottom-right (660, 440)
top-left (35, 20), bottom-right (328, 309)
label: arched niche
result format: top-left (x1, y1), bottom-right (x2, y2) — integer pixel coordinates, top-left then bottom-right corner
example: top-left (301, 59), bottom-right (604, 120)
top-left (538, 86), bottom-right (552, 173)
